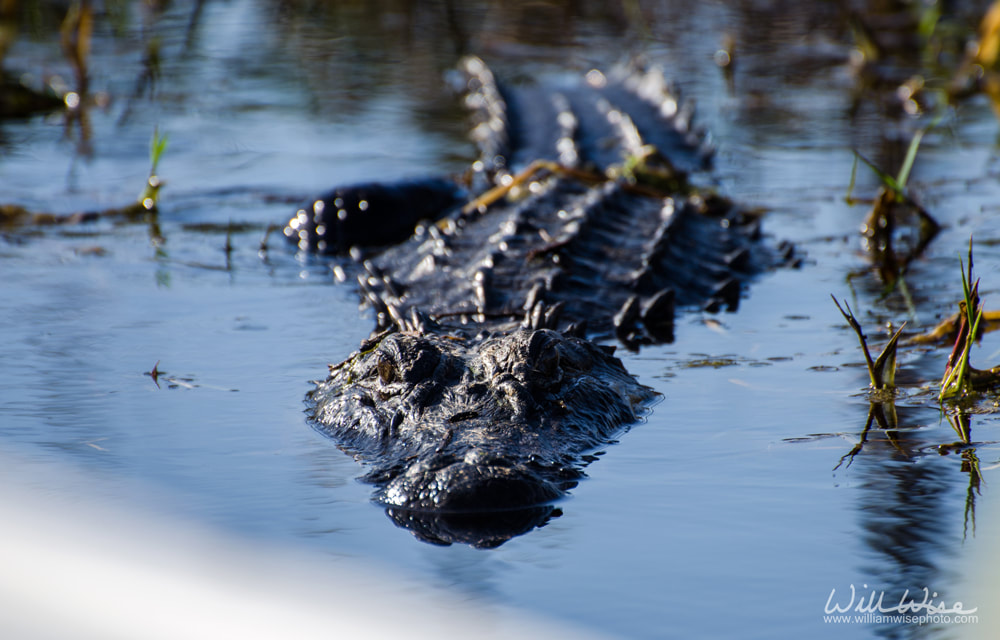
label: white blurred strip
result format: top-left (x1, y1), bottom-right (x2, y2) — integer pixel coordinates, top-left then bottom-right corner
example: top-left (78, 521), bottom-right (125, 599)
top-left (0, 454), bottom-right (608, 640)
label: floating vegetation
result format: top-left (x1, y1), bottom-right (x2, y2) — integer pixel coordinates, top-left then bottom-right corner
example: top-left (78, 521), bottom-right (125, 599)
top-left (681, 356), bottom-right (742, 369)
top-left (180, 221), bottom-right (268, 235)
top-left (143, 360), bottom-right (235, 392)
top-left (608, 144), bottom-right (692, 195)
top-left (909, 308), bottom-right (1000, 345)
top-left (0, 125), bottom-right (167, 229)
top-left (145, 360), bottom-right (163, 389)
top-left (461, 144), bottom-right (695, 216)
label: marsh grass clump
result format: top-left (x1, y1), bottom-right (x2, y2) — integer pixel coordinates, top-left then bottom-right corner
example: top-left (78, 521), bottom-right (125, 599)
top-left (937, 240), bottom-right (1000, 401)
top-left (831, 296), bottom-right (905, 394)
top-left (938, 247), bottom-right (981, 400)
top-left (835, 241), bottom-right (1000, 402)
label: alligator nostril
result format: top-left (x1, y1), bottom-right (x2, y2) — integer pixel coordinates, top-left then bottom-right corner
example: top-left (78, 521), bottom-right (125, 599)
top-left (448, 410), bottom-right (480, 423)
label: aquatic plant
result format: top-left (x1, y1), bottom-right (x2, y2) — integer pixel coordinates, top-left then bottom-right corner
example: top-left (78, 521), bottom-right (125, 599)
top-left (2, 123), bottom-right (169, 227)
top-left (939, 240), bottom-right (986, 401)
top-left (951, 0), bottom-right (1000, 114)
top-left (847, 123), bottom-right (941, 297)
top-left (59, 0), bottom-right (92, 97)
top-left (831, 296), bottom-right (905, 393)
top-left (834, 238), bottom-right (1000, 404)
top-left (847, 122), bottom-right (926, 202)
top-left (138, 127), bottom-right (169, 211)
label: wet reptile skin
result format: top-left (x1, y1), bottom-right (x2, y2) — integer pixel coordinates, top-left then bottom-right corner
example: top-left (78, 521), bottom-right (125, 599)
top-left (286, 57), bottom-right (789, 546)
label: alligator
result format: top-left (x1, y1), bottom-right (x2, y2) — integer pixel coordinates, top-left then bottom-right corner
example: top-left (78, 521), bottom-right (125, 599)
top-left (286, 57), bottom-right (790, 547)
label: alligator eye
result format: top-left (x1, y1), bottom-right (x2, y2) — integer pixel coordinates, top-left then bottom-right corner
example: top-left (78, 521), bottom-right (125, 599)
top-left (527, 331), bottom-right (560, 379)
top-left (534, 343), bottom-right (560, 379)
top-left (376, 354), bottom-right (397, 384)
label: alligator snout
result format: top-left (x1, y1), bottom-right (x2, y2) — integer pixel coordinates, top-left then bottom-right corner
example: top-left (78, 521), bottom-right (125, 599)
top-left (378, 452), bottom-right (567, 512)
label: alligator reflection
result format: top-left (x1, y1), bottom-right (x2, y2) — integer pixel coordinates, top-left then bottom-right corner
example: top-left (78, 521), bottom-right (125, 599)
top-left (385, 505), bottom-right (561, 549)
top-left (835, 401), bottom-right (985, 637)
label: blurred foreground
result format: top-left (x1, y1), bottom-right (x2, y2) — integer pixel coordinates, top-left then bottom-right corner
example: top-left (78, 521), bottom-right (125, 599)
top-left (0, 452), bottom-right (606, 640)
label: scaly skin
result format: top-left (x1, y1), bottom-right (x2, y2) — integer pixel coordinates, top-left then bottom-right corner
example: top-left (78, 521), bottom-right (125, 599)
top-left (310, 327), bottom-right (655, 513)
top-left (290, 57), bottom-right (790, 545)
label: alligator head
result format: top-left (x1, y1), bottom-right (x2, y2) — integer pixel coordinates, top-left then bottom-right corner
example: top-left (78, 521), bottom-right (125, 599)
top-left (309, 325), bottom-right (655, 526)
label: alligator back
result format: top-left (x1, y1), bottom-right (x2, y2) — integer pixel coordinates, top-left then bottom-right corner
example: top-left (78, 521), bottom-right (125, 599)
top-left (352, 57), bottom-right (786, 347)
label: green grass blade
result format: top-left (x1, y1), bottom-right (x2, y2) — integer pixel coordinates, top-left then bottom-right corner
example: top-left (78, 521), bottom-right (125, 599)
top-left (150, 127), bottom-right (169, 175)
top-left (854, 151), bottom-right (903, 194)
top-left (896, 128), bottom-right (924, 190)
top-left (846, 154), bottom-right (859, 204)
top-left (895, 114), bottom-right (942, 191)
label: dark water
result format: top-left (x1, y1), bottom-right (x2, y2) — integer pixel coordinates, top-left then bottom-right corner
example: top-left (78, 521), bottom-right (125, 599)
top-left (3, 1), bottom-right (1000, 637)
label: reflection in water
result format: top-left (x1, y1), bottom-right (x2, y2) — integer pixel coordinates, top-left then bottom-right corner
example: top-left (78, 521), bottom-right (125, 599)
top-left (385, 505), bottom-right (560, 549)
top-left (835, 401), bottom-right (986, 638)
top-left (941, 411), bottom-right (983, 541)
top-left (835, 400), bottom-right (906, 468)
